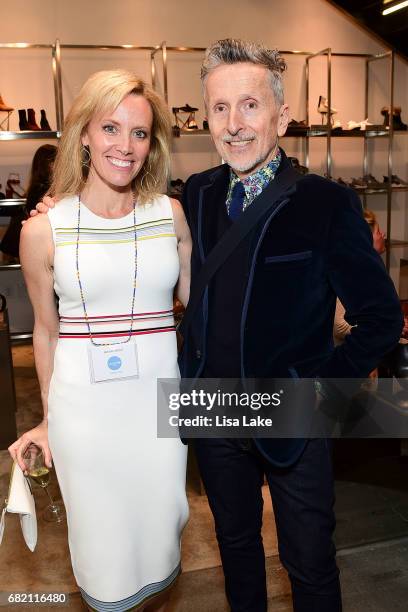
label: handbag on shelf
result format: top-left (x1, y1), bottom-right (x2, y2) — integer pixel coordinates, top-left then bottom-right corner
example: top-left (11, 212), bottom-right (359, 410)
top-left (0, 461), bottom-right (37, 552)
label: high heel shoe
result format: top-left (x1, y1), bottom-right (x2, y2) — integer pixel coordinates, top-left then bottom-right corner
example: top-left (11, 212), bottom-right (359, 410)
top-left (18, 109), bottom-right (29, 130)
top-left (318, 95), bottom-right (337, 124)
top-left (40, 109), bottom-right (51, 130)
top-left (5, 173), bottom-right (25, 198)
top-left (27, 108), bottom-right (41, 130)
top-left (0, 94), bottom-right (13, 112)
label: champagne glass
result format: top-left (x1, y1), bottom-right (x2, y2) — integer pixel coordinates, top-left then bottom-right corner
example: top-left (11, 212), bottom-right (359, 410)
top-left (23, 444), bottom-right (65, 523)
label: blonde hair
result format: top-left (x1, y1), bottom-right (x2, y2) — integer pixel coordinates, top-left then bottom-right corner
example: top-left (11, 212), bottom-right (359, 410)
top-left (50, 69), bottom-right (172, 204)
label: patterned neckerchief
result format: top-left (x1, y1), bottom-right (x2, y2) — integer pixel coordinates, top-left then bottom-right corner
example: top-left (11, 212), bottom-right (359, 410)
top-left (226, 149), bottom-right (282, 214)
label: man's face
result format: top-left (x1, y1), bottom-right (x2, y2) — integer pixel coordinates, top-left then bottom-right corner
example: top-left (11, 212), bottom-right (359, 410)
top-left (204, 62), bottom-right (289, 178)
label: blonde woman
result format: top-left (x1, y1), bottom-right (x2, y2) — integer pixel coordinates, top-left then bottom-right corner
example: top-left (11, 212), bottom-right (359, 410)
top-left (8, 70), bottom-right (191, 612)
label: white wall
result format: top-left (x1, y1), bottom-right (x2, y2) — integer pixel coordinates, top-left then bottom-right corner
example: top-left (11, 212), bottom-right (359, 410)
top-left (1, 0), bottom-right (407, 287)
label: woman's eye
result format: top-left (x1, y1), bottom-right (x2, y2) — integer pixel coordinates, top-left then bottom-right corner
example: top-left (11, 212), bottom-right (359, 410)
top-left (133, 130), bottom-right (147, 139)
top-left (103, 125), bottom-right (117, 134)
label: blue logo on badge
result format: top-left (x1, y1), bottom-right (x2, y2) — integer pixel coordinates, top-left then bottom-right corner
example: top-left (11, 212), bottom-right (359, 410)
top-left (107, 355), bottom-right (122, 371)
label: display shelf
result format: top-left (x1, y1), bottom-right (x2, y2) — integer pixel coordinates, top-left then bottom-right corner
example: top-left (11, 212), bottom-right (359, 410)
top-left (350, 186), bottom-right (408, 195)
top-left (173, 129), bottom-right (210, 137)
top-left (0, 263), bottom-right (21, 270)
top-left (0, 199), bottom-right (26, 206)
top-left (0, 130), bottom-right (61, 141)
top-left (389, 240), bottom-right (408, 249)
top-left (308, 127), bottom-right (390, 138)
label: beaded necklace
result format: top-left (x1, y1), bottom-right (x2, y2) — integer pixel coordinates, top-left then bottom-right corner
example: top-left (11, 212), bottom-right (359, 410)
top-left (75, 195), bottom-right (138, 347)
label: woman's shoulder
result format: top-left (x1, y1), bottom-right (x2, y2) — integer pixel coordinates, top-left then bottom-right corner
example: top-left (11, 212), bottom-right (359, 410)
top-left (48, 194), bottom-right (78, 223)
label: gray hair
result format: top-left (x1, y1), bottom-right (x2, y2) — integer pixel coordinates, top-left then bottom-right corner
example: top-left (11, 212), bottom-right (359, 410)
top-left (201, 38), bottom-right (287, 106)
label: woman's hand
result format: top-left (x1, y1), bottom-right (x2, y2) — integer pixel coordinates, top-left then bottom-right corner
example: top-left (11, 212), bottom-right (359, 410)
top-left (8, 420), bottom-right (52, 473)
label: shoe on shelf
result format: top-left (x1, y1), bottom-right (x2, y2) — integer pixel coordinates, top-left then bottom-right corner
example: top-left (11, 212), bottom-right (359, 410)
top-left (6, 173), bottom-right (25, 198)
top-left (381, 106), bottom-right (407, 131)
top-left (363, 174), bottom-right (382, 189)
top-left (179, 103), bottom-right (198, 113)
top-left (332, 120), bottom-right (342, 131)
top-left (27, 108), bottom-right (41, 130)
top-left (346, 119), bottom-right (373, 131)
top-left (170, 178), bottom-right (185, 195)
top-left (317, 95), bottom-right (337, 116)
top-left (18, 109), bottom-right (29, 130)
top-left (337, 177), bottom-right (349, 186)
top-left (40, 109), bottom-right (51, 130)
top-left (288, 119), bottom-right (307, 128)
top-left (393, 107), bottom-right (407, 131)
top-left (186, 118), bottom-right (198, 130)
top-left (383, 175), bottom-right (408, 187)
top-left (288, 157), bottom-right (308, 175)
top-left (350, 177), bottom-right (368, 190)
top-left (0, 94), bottom-right (13, 112)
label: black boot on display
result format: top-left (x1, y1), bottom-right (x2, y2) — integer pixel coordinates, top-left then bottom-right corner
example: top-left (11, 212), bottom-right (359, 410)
top-left (393, 107), bottom-right (407, 131)
top-left (18, 109), bottom-right (29, 130)
top-left (27, 108), bottom-right (40, 130)
top-left (40, 109), bottom-right (51, 130)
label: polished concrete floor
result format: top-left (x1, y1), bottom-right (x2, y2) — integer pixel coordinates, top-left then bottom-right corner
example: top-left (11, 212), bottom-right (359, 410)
top-left (1, 344), bottom-right (408, 611)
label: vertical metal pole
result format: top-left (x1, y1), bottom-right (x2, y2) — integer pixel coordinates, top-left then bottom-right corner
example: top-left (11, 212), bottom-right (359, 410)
top-left (151, 51), bottom-right (156, 89)
top-left (54, 39), bottom-right (63, 130)
top-left (327, 49), bottom-right (332, 178)
top-left (363, 58), bottom-right (369, 180)
top-left (305, 58), bottom-right (310, 170)
top-left (162, 41), bottom-right (168, 103)
top-left (386, 51), bottom-right (394, 272)
top-left (52, 42), bottom-right (61, 133)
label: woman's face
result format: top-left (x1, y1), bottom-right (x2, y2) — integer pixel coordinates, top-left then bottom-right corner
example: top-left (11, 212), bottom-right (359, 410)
top-left (372, 223), bottom-right (386, 255)
top-left (82, 94), bottom-right (153, 191)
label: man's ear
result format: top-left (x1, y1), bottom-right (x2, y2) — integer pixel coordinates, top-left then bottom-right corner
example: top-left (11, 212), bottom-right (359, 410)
top-left (277, 104), bottom-right (290, 138)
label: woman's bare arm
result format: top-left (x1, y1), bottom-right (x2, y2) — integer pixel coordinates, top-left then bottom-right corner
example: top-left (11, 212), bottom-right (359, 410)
top-left (8, 215), bottom-right (58, 469)
top-left (171, 198), bottom-right (192, 308)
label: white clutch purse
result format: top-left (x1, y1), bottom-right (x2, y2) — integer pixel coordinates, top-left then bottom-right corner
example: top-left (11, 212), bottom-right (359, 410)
top-left (0, 462), bottom-right (37, 552)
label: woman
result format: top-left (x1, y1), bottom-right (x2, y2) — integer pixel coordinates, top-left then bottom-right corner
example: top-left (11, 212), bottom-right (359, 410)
top-left (0, 144), bottom-right (57, 261)
top-left (8, 69), bottom-right (191, 612)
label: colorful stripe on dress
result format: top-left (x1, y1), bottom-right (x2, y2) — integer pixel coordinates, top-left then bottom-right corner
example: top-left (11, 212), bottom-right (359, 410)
top-left (58, 309), bottom-right (176, 339)
top-left (79, 563), bottom-right (181, 612)
top-left (54, 218), bottom-right (175, 247)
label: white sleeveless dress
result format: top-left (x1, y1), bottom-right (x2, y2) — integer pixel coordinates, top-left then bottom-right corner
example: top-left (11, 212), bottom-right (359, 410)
top-left (47, 195), bottom-right (189, 611)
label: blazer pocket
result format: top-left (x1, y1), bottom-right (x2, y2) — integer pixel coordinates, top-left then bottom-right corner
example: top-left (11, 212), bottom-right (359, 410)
top-left (264, 250), bottom-right (312, 264)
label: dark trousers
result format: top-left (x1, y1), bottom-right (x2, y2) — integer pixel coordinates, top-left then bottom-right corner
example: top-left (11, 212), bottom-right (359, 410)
top-left (193, 438), bottom-right (342, 612)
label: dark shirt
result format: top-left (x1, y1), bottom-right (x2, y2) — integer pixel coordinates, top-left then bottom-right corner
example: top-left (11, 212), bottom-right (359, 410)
top-left (203, 155), bottom-right (281, 378)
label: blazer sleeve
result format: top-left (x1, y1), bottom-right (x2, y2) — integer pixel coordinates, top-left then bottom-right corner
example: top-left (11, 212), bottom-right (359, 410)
top-left (319, 188), bottom-right (403, 378)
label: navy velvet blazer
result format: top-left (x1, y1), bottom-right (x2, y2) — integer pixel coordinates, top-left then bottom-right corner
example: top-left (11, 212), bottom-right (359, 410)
top-left (179, 148), bottom-right (403, 465)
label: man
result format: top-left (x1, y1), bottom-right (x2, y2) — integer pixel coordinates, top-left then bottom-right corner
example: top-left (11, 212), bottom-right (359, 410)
top-left (179, 39), bottom-right (402, 612)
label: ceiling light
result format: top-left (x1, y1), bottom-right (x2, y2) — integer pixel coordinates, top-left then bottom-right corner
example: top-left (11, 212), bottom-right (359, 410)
top-left (382, 0), bottom-right (408, 15)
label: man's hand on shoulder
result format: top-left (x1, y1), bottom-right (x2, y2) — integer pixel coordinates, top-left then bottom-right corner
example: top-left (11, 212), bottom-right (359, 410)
top-left (27, 195), bottom-right (57, 219)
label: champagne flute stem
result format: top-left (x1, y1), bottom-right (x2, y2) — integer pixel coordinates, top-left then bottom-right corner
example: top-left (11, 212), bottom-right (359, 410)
top-left (43, 485), bottom-right (56, 506)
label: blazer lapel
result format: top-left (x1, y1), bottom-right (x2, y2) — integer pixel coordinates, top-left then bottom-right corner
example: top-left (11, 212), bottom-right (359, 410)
top-left (197, 164), bottom-right (230, 261)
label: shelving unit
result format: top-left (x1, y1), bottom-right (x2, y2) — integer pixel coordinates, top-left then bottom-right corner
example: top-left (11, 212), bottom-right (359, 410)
top-left (305, 48), bottom-right (405, 272)
top-left (1, 39), bottom-right (406, 282)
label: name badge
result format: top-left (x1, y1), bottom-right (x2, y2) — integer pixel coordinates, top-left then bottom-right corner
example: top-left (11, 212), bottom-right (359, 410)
top-left (88, 342), bottom-right (139, 383)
